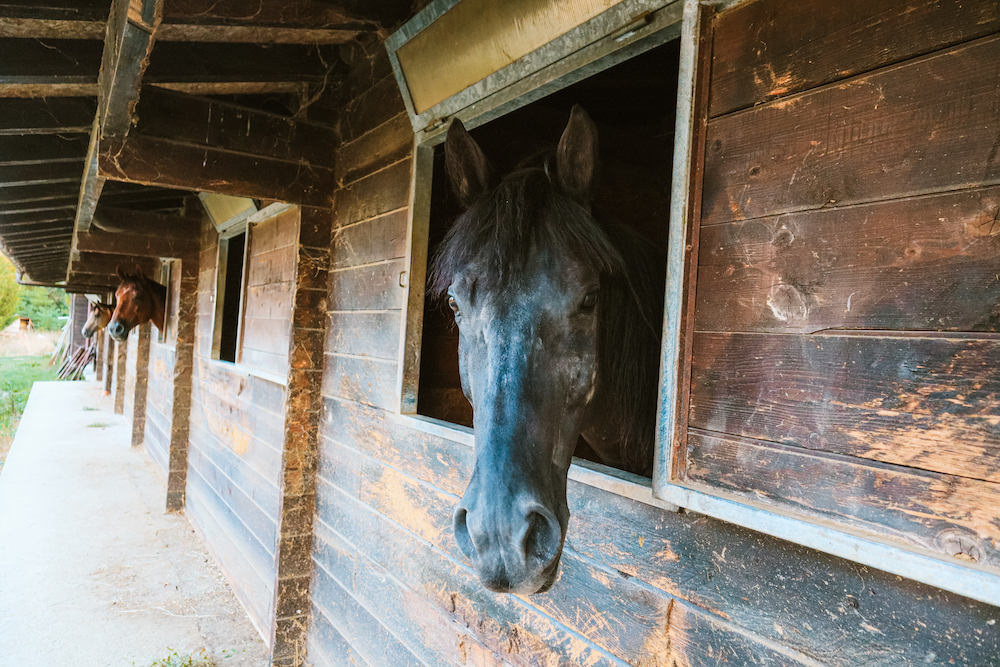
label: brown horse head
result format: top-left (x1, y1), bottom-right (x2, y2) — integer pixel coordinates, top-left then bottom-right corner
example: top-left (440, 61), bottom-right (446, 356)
top-left (82, 300), bottom-right (114, 338)
top-left (108, 266), bottom-right (167, 342)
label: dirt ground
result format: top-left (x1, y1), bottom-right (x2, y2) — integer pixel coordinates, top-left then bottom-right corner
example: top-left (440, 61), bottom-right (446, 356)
top-left (0, 381), bottom-right (271, 667)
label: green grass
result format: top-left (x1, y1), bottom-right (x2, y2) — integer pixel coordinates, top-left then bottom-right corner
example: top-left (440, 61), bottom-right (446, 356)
top-left (134, 647), bottom-right (243, 666)
top-left (86, 422), bottom-right (113, 429)
top-left (0, 355), bottom-right (58, 469)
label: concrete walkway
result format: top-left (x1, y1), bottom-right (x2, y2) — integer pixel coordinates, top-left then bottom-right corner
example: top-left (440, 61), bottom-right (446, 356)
top-left (0, 381), bottom-right (269, 666)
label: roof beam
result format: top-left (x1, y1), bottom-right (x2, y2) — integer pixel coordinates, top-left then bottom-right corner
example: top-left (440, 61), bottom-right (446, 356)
top-left (97, 87), bottom-right (336, 207)
top-left (0, 98), bottom-right (96, 135)
top-left (75, 226), bottom-right (198, 258)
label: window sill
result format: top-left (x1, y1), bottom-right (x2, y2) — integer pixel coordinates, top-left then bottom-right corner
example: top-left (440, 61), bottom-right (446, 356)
top-left (391, 413), bottom-right (679, 514)
top-left (207, 358), bottom-right (287, 387)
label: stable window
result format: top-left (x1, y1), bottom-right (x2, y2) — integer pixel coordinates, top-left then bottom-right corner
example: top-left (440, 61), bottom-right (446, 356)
top-left (390, 0), bottom-right (1000, 607)
top-left (391, 0), bottom-right (683, 480)
top-left (157, 258), bottom-right (180, 347)
top-left (214, 229), bottom-right (247, 363)
top-left (210, 201), bottom-right (298, 381)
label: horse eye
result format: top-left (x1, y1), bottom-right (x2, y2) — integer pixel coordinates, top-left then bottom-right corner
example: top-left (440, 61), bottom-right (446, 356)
top-left (448, 296), bottom-right (460, 315)
top-left (581, 290), bottom-right (599, 310)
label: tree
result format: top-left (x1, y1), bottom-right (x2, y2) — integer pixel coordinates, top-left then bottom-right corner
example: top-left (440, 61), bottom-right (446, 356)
top-left (0, 255), bottom-right (21, 329)
top-left (16, 285), bottom-right (68, 331)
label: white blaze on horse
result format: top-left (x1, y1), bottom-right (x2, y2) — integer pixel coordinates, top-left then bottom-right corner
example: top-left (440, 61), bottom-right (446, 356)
top-left (81, 299), bottom-right (114, 338)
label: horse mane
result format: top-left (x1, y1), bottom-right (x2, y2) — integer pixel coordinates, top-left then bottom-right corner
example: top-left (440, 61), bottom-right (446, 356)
top-left (429, 162), bottom-right (664, 473)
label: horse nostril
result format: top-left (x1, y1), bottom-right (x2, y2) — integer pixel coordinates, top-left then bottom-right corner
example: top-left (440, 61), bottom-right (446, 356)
top-left (452, 506), bottom-right (477, 561)
top-left (520, 506), bottom-right (562, 570)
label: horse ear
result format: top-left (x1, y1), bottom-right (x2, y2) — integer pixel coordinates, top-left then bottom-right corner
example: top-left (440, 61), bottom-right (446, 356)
top-left (555, 105), bottom-right (599, 204)
top-left (444, 118), bottom-right (495, 206)
top-left (116, 265), bottom-right (127, 281)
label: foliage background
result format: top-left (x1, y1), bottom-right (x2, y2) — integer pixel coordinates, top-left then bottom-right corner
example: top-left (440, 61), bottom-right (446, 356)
top-left (0, 255), bottom-right (68, 330)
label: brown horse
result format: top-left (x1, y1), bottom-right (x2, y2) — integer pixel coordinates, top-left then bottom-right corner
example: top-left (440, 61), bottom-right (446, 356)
top-left (107, 267), bottom-right (167, 342)
top-left (81, 300), bottom-right (114, 338)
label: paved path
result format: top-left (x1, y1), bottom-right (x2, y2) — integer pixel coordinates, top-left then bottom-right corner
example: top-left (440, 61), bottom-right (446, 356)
top-left (0, 381), bottom-right (269, 666)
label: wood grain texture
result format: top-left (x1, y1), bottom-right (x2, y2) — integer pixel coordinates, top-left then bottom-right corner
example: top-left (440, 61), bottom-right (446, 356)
top-left (318, 397), bottom-right (1000, 665)
top-left (702, 33), bottom-right (1000, 225)
top-left (710, 0), bottom-right (1000, 117)
top-left (684, 429), bottom-right (1000, 569)
top-left (695, 187), bottom-right (1000, 333)
top-left (331, 210), bottom-right (408, 270)
top-left (333, 159), bottom-right (412, 228)
top-left (689, 331), bottom-right (1000, 482)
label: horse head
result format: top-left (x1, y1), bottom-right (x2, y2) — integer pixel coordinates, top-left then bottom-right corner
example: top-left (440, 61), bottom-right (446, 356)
top-left (433, 106), bottom-right (659, 594)
top-left (108, 266), bottom-right (167, 341)
top-left (81, 299), bottom-right (114, 338)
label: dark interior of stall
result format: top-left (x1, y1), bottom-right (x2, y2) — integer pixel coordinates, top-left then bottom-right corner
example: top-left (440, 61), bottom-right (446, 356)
top-left (417, 38), bottom-right (680, 472)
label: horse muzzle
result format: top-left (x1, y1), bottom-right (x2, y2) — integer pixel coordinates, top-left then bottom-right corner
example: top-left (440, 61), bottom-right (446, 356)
top-left (107, 320), bottom-right (129, 342)
top-left (453, 494), bottom-right (566, 594)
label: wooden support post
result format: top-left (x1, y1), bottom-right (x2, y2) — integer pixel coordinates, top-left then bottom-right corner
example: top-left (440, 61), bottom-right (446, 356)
top-left (131, 323), bottom-right (151, 447)
top-left (165, 256), bottom-right (198, 511)
top-left (94, 329), bottom-right (104, 382)
top-left (114, 339), bottom-right (127, 414)
top-left (269, 206), bottom-right (330, 666)
top-left (103, 333), bottom-right (114, 395)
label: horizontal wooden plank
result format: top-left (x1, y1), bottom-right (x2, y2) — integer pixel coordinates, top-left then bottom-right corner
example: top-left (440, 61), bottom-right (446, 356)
top-left (246, 247), bottom-right (296, 287)
top-left (689, 331), bottom-right (1000, 482)
top-left (135, 87), bottom-right (337, 168)
top-left (328, 259), bottom-right (406, 311)
top-left (239, 347), bottom-right (288, 377)
top-left (0, 37), bottom-right (101, 81)
top-left (336, 112), bottom-right (412, 186)
top-left (702, 33), bottom-right (1000, 225)
top-left (187, 434), bottom-right (280, 558)
top-left (98, 135), bottom-right (335, 208)
top-left (241, 316), bottom-right (292, 356)
top-left (331, 210), bottom-right (408, 270)
top-left (307, 601), bottom-right (369, 667)
top-left (0, 135), bottom-right (89, 163)
top-left (321, 397), bottom-right (1000, 664)
top-left (340, 74), bottom-right (407, 144)
top-left (0, 182), bottom-right (79, 204)
top-left (318, 452), bottom-right (815, 667)
top-left (144, 40), bottom-right (344, 86)
top-left (243, 282), bottom-right (295, 320)
top-left (684, 429), bottom-right (1000, 569)
top-left (0, 97), bottom-right (97, 135)
top-left (695, 187), bottom-right (1000, 332)
top-left (310, 565), bottom-right (425, 667)
top-left (186, 476), bottom-right (274, 637)
top-left (326, 311), bottom-right (400, 361)
top-left (333, 159), bottom-right (411, 228)
top-left (710, 0), bottom-right (1000, 117)
top-left (75, 227), bottom-right (198, 257)
top-left (0, 160), bottom-right (83, 186)
top-left (312, 517), bottom-right (506, 667)
top-left (321, 354), bottom-right (397, 411)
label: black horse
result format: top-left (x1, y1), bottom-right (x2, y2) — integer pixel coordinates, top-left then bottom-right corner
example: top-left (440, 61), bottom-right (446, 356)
top-left (431, 106), bottom-right (665, 594)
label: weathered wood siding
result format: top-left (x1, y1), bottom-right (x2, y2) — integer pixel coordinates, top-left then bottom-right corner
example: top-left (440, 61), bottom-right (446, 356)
top-left (306, 12), bottom-right (999, 667)
top-left (187, 214), bottom-right (287, 640)
top-left (239, 208), bottom-right (298, 377)
top-left (144, 333), bottom-right (174, 479)
top-left (682, 0), bottom-right (1000, 572)
top-left (123, 326), bottom-right (137, 423)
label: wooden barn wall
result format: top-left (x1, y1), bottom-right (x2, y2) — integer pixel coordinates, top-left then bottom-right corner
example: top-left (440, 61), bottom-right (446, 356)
top-left (685, 0), bottom-right (1000, 573)
top-left (186, 214), bottom-right (287, 640)
top-left (123, 328), bottom-right (138, 423)
top-left (305, 13), bottom-right (999, 667)
top-left (145, 328), bottom-right (176, 480)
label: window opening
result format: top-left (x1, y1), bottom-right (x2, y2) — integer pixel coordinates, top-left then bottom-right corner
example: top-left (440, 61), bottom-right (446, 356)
top-left (218, 231), bottom-right (246, 363)
top-left (414, 40), bottom-right (681, 476)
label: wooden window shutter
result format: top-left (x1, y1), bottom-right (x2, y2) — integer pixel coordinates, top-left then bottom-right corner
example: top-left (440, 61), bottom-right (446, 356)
top-left (659, 0), bottom-right (1000, 586)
